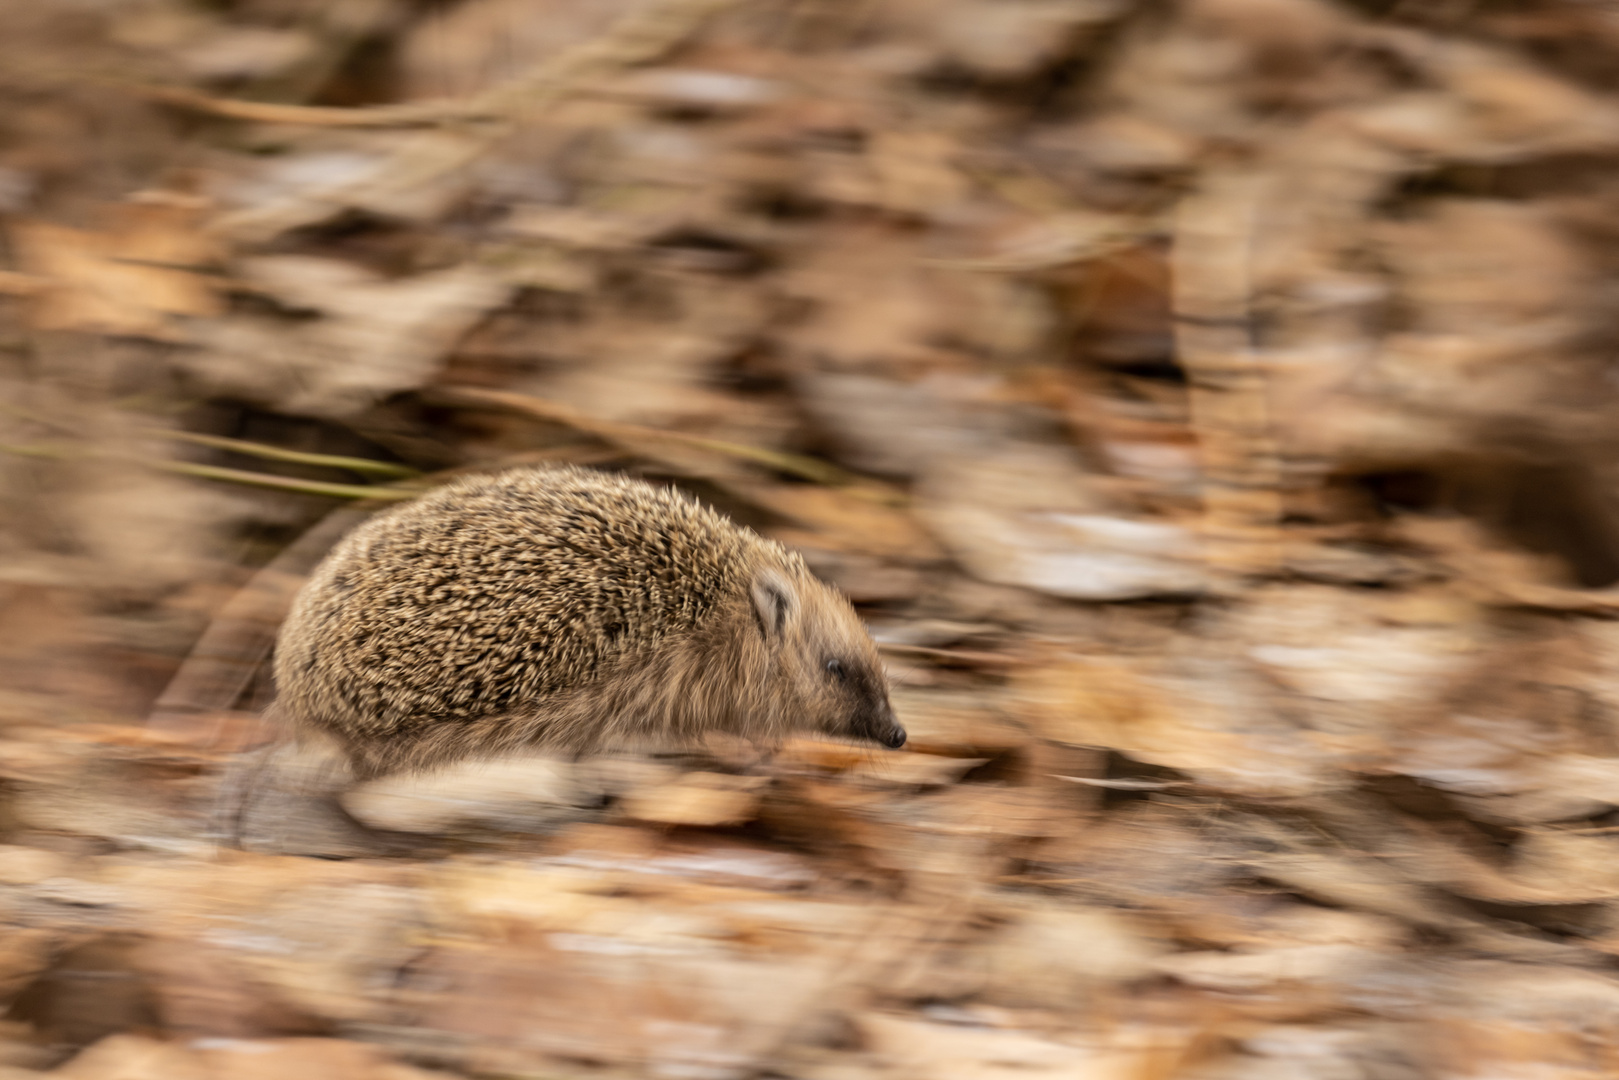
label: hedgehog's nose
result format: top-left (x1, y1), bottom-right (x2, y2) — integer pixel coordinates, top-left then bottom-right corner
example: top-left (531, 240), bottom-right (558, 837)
top-left (875, 701), bottom-right (906, 749)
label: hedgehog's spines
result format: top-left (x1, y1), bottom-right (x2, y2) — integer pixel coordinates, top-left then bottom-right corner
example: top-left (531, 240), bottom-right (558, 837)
top-left (269, 465), bottom-right (901, 781)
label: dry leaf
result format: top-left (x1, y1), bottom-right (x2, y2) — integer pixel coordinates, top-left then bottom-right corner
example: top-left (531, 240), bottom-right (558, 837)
top-left (185, 258), bottom-right (510, 417)
top-left (619, 772), bottom-right (763, 827)
top-left (399, 0), bottom-right (641, 99)
top-left (12, 197), bottom-right (222, 340)
top-left (980, 902), bottom-right (1166, 1007)
top-left (919, 448), bottom-right (1209, 600)
top-left (856, 1012), bottom-right (1193, 1080)
top-left (53, 1035), bottom-right (211, 1080)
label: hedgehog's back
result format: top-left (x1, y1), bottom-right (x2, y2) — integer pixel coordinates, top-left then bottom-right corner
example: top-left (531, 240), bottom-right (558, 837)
top-left (275, 466), bottom-right (764, 739)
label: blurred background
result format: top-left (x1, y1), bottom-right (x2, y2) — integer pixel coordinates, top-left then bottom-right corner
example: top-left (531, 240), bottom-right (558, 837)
top-left (5, 0), bottom-right (1619, 1076)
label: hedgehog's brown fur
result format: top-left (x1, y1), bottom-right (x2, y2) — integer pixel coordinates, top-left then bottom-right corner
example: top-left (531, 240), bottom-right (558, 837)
top-left (271, 465), bottom-right (904, 781)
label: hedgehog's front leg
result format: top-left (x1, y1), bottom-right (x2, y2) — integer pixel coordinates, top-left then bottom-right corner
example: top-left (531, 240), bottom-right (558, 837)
top-left (216, 717), bottom-right (414, 858)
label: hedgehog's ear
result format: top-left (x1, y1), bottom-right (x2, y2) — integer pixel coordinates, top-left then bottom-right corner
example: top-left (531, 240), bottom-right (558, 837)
top-left (750, 568), bottom-right (795, 642)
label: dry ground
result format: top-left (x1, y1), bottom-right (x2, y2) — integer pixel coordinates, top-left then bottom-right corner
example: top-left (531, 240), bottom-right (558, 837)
top-left (8, 0), bottom-right (1619, 1076)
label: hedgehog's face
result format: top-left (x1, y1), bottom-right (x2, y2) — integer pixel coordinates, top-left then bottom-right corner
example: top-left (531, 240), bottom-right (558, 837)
top-left (751, 567), bottom-right (905, 749)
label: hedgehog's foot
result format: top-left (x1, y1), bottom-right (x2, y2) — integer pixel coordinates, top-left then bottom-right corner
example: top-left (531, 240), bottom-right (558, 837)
top-left (219, 738), bottom-right (418, 859)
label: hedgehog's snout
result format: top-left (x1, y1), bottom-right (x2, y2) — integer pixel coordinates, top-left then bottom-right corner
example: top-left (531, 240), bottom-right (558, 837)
top-left (878, 698), bottom-right (906, 748)
top-left (859, 702), bottom-right (906, 750)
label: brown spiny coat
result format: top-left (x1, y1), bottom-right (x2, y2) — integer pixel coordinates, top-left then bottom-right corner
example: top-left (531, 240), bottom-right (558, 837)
top-left (273, 465), bottom-right (903, 779)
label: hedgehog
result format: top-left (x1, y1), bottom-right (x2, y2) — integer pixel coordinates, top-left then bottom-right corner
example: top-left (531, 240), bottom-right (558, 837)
top-left (265, 465), bottom-right (905, 797)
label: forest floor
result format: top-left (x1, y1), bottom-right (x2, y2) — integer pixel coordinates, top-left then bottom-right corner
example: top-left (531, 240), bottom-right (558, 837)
top-left (8, 0), bottom-right (1619, 1076)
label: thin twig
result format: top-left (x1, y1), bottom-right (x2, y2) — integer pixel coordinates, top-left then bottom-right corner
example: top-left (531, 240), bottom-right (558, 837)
top-left (161, 430), bottom-right (420, 479)
top-left (161, 461), bottom-right (420, 500)
top-left (130, 83), bottom-right (487, 129)
top-left (0, 441), bottom-right (418, 500)
top-left (0, 441), bottom-right (65, 460)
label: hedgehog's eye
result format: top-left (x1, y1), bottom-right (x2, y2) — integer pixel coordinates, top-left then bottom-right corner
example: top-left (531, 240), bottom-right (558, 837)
top-left (825, 659), bottom-right (847, 682)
